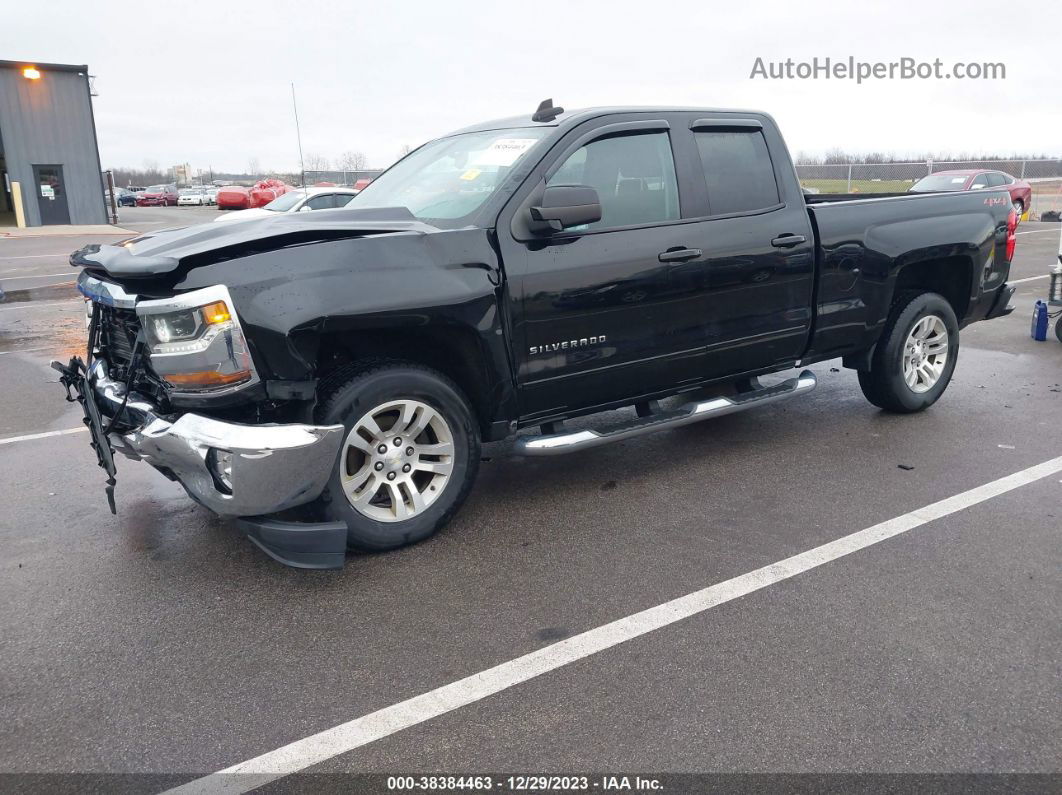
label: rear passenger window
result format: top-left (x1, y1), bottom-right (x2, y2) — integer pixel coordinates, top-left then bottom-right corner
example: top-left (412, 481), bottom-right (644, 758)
top-left (693, 130), bottom-right (780, 215)
top-left (986, 172), bottom-right (1008, 187)
top-left (547, 131), bottom-right (680, 230)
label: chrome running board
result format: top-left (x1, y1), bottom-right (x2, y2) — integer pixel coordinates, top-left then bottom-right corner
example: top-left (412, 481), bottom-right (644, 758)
top-left (515, 370), bottom-right (817, 456)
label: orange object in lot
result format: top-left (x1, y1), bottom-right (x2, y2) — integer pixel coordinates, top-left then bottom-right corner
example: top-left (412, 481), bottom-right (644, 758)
top-left (249, 179), bottom-right (293, 208)
top-left (216, 185), bottom-right (251, 210)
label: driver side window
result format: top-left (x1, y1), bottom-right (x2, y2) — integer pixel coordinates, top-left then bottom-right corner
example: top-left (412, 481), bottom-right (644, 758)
top-left (547, 131), bottom-right (679, 231)
top-left (969, 174), bottom-right (990, 189)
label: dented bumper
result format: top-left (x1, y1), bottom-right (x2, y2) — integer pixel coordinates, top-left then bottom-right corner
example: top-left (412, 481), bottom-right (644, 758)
top-left (88, 359), bottom-right (344, 517)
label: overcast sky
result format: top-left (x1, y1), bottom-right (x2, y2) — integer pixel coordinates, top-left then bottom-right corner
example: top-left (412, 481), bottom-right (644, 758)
top-left (5, 0), bottom-right (1059, 174)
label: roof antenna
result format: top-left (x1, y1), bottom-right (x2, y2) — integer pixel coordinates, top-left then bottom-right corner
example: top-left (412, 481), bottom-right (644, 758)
top-left (532, 98), bottom-right (564, 123)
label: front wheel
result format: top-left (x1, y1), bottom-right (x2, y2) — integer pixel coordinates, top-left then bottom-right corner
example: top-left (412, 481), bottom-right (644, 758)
top-left (315, 361), bottom-right (481, 551)
top-left (858, 291), bottom-right (960, 412)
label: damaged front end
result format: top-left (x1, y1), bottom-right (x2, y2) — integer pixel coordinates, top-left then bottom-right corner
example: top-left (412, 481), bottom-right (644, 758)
top-left (55, 271), bottom-right (348, 568)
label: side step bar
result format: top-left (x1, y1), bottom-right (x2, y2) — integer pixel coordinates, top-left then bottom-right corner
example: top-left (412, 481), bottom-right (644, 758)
top-left (515, 370), bottom-right (817, 456)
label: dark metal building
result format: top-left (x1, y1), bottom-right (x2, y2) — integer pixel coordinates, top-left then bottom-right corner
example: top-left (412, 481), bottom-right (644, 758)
top-left (0, 60), bottom-right (107, 226)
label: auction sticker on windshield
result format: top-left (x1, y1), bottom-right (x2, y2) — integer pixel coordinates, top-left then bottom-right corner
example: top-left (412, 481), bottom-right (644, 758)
top-left (473, 138), bottom-right (538, 166)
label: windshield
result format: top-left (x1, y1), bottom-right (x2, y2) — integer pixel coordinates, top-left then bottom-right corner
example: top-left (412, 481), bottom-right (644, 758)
top-left (263, 191), bottom-right (306, 212)
top-left (146, 185), bottom-right (167, 193)
top-left (910, 174), bottom-right (970, 192)
top-left (348, 128), bottom-right (548, 226)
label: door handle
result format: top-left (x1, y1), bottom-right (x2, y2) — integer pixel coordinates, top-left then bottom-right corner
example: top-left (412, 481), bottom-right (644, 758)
top-left (771, 234), bottom-right (807, 248)
top-left (658, 247), bottom-right (702, 263)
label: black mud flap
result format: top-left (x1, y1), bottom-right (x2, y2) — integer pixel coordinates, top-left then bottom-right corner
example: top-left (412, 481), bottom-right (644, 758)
top-left (239, 517), bottom-right (348, 570)
top-left (985, 284), bottom-right (1017, 320)
top-left (52, 356), bottom-right (118, 514)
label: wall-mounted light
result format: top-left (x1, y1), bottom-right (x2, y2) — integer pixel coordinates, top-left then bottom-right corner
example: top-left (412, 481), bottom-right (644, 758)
top-left (23, 67), bottom-right (41, 80)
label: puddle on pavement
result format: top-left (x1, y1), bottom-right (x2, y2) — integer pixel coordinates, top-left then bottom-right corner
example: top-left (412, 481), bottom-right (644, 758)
top-left (0, 284), bottom-right (87, 358)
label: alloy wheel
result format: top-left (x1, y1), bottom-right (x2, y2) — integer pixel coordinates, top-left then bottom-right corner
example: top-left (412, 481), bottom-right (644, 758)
top-left (339, 399), bottom-right (455, 522)
top-left (902, 314), bottom-right (949, 393)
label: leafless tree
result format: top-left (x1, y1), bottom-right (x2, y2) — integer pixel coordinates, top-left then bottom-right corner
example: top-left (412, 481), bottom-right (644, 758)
top-left (247, 157), bottom-right (260, 178)
top-left (338, 151), bottom-right (367, 172)
top-left (304, 153), bottom-right (331, 173)
top-left (398, 143), bottom-right (414, 159)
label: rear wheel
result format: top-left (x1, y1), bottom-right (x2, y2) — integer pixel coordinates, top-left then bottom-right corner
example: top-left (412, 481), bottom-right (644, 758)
top-left (858, 291), bottom-right (959, 412)
top-left (316, 361), bottom-right (480, 551)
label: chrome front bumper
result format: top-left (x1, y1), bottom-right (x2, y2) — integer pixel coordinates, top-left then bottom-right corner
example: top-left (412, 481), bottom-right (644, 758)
top-left (88, 360), bottom-right (344, 517)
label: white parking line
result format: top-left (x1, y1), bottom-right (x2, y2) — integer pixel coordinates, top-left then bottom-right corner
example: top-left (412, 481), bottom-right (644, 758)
top-left (1009, 275), bottom-right (1050, 285)
top-left (0, 272), bottom-right (76, 280)
top-left (166, 454), bottom-right (1062, 795)
top-left (0, 253), bottom-right (70, 260)
top-left (1015, 228), bottom-right (1060, 235)
top-left (0, 347), bottom-right (52, 355)
top-left (0, 427), bottom-right (87, 446)
top-left (0, 300), bottom-right (83, 312)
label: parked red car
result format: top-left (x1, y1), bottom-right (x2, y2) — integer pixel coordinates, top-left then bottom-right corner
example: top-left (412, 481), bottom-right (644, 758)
top-left (910, 169), bottom-right (1033, 220)
top-left (135, 183), bottom-right (179, 206)
top-left (249, 179), bottom-right (293, 208)
top-left (216, 185), bottom-right (252, 210)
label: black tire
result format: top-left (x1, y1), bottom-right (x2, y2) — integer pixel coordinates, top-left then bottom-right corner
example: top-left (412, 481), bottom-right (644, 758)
top-left (315, 360), bottom-right (480, 551)
top-left (1055, 316), bottom-right (1062, 344)
top-left (858, 291), bottom-right (960, 413)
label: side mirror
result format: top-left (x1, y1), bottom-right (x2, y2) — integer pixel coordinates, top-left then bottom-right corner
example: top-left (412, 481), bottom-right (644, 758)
top-left (530, 184), bottom-right (602, 233)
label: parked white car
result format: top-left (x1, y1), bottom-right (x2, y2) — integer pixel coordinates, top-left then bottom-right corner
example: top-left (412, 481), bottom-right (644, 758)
top-left (203, 187), bottom-right (218, 206)
top-left (212, 187), bottom-right (359, 223)
top-left (178, 188), bottom-right (207, 206)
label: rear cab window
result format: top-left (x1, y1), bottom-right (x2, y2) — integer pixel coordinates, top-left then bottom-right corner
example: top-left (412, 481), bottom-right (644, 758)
top-left (692, 128), bottom-right (781, 215)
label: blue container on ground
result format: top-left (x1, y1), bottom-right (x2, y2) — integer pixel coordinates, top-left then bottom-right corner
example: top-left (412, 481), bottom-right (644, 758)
top-left (1031, 300), bottom-right (1049, 341)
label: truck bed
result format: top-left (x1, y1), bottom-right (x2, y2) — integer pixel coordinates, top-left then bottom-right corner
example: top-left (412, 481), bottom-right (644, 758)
top-left (802, 188), bottom-right (1014, 359)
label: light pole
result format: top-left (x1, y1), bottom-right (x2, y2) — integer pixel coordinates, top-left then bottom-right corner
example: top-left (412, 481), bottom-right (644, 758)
top-left (292, 83), bottom-right (306, 188)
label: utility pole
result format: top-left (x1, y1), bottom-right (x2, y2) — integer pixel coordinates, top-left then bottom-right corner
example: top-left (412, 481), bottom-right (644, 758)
top-left (292, 83), bottom-right (306, 188)
top-left (104, 170), bottom-right (119, 225)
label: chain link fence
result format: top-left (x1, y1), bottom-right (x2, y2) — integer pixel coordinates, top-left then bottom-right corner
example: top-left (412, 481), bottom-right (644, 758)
top-left (795, 159), bottom-right (1062, 218)
top-left (301, 169), bottom-right (384, 187)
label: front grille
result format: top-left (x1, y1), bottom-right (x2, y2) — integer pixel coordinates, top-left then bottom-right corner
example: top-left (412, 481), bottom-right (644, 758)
top-left (92, 303), bottom-right (170, 410)
top-left (97, 305), bottom-right (141, 375)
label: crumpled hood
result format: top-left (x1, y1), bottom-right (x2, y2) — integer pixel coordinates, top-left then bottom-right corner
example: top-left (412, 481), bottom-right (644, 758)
top-left (71, 206), bottom-right (435, 278)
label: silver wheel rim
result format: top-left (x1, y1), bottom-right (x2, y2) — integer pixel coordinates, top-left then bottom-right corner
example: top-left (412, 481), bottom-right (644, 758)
top-left (902, 315), bottom-right (949, 394)
top-left (340, 399), bottom-right (455, 523)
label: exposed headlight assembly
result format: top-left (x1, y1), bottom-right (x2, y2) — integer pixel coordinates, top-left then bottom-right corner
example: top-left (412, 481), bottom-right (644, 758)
top-left (136, 286), bottom-right (256, 393)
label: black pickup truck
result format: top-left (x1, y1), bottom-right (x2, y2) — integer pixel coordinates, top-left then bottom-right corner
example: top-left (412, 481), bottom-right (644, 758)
top-left (56, 101), bottom-right (1018, 568)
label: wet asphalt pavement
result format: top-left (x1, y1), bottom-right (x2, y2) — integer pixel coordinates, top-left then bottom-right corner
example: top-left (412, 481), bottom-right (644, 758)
top-left (0, 212), bottom-right (1059, 789)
